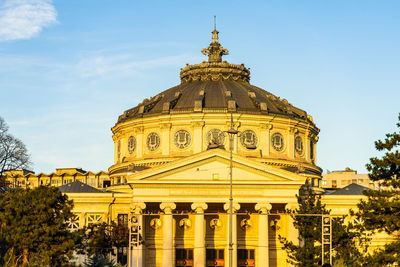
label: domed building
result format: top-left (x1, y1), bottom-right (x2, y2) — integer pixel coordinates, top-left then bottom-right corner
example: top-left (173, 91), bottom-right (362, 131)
top-left (6, 28), bottom-right (372, 267)
top-left (110, 28), bottom-right (321, 184)
top-left (104, 28), bottom-right (322, 267)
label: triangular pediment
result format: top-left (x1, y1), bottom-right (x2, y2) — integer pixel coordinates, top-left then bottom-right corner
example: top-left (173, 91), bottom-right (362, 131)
top-left (127, 149), bottom-right (305, 184)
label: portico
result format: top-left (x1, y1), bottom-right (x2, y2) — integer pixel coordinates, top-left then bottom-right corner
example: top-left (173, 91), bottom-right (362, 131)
top-left (128, 200), bottom-right (293, 267)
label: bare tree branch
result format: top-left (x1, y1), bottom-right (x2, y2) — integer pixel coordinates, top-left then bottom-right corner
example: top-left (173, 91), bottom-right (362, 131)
top-left (0, 117), bottom-right (31, 189)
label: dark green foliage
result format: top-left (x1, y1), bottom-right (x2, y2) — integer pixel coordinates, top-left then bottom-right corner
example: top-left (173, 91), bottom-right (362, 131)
top-left (279, 187), bottom-right (327, 266)
top-left (330, 216), bottom-right (370, 266)
top-left (354, 114), bottom-right (400, 265)
top-left (0, 186), bottom-right (80, 266)
top-left (83, 223), bottom-right (115, 259)
top-left (84, 254), bottom-right (117, 267)
top-left (82, 222), bottom-right (128, 261)
top-left (279, 186), bottom-right (368, 267)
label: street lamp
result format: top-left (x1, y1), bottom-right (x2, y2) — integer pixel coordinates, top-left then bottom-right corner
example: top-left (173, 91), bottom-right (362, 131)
top-left (222, 113), bottom-right (256, 267)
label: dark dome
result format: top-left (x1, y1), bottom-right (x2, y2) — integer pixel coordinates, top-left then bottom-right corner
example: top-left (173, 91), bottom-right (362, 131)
top-left (117, 30), bottom-right (311, 124)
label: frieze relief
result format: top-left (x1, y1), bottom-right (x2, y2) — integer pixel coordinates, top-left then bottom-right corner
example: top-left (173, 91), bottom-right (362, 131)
top-left (180, 62), bottom-right (250, 83)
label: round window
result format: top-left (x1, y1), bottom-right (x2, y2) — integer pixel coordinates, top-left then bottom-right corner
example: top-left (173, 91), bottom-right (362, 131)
top-left (240, 130), bottom-right (258, 148)
top-left (206, 129), bottom-right (225, 146)
top-left (146, 132), bottom-right (160, 151)
top-left (174, 130), bottom-right (191, 149)
top-left (128, 136), bottom-right (136, 153)
top-left (294, 136), bottom-right (303, 154)
top-left (271, 133), bottom-right (284, 151)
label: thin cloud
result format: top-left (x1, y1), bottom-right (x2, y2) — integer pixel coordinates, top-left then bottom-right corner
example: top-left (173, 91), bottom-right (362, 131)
top-left (77, 53), bottom-right (203, 77)
top-left (0, 0), bottom-right (57, 42)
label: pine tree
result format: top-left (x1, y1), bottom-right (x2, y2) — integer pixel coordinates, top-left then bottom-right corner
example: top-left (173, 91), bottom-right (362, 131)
top-left (81, 221), bottom-right (129, 265)
top-left (0, 186), bottom-right (81, 266)
top-left (279, 186), bottom-right (368, 266)
top-left (354, 113), bottom-right (400, 265)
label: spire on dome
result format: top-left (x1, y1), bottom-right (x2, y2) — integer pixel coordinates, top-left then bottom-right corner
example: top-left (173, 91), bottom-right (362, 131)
top-left (201, 17), bottom-right (229, 63)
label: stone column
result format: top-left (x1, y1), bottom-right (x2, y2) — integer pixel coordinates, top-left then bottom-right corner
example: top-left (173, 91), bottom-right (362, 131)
top-left (255, 202), bottom-right (272, 267)
top-left (129, 202), bottom-right (146, 267)
top-left (135, 127), bottom-right (144, 159)
top-left (80, 212), bottom-right (86, 228)
top-left (260, 124), bottom-right (273, 157)
top-left (305, 130), bottom-right (315, 163)
top-left (224, 202), bottom-right (240, 267)
top-left (287, 127), bottom-right (297, 159)
top-left (160, 202), bottom-right (176, 267)
top-left (192, 121), bottom-right (205, 153)
top-left (160, 123), bottom-right (171, 156)
top-left (191, 202), bottom-right (208, 267)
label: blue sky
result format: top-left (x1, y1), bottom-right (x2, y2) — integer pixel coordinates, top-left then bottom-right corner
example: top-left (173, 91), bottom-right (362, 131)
top-left (0, 0), bottom-right (399, 174)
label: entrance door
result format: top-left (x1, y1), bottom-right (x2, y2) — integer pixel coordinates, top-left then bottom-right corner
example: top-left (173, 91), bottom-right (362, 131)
top-left (238, 249), bottom-right (255, 267)
top-left (176, 249), bottom-right (193, 267)
top-left (206, 249), bottom-right (224, 267)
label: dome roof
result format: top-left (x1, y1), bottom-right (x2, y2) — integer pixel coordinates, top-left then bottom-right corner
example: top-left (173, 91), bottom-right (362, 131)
top-left (117, 29), bottom-right (310, 124)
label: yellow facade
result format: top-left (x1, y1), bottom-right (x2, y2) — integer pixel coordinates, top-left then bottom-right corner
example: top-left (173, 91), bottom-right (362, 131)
top-left (3, 29), bottom-right (387, 267)
top-left (321, 168), bottom-right (374, 189)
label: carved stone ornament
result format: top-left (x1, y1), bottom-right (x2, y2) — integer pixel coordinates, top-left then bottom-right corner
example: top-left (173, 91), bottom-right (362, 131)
top-left (294, 135), bottom-right (303, 154)
top-left (206, 129), bottom-right (225, 146)
top-left (146, 132), bottom-right (160, 151)
top-left (150, 218), bottom-right (162, 230)
top-left (179, 218), bottom-right (192, 230)
top-left (240, 130), bottom-right (258, 148)
top-left (174, 130), bottom-right (191, 149)
top-left (240, 219), bottom-right (252, 230)
top-left (271, 132), bottom-right (284, 152)
top-left (128, 136), bottom-right (136, 153)
top-left (210, 218), bottom-right (222, 230)
top-left (180, 61), bottom-right (250, 83)
top-left (180, 27), bottom-right (250, 83)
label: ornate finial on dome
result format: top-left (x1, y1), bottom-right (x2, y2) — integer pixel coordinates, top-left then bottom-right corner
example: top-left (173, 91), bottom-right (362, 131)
top-left (201, 17), bottom-right (229, 63)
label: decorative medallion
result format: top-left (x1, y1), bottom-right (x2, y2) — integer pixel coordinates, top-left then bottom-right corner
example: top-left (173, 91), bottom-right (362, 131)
top-left (178, 218), bottom-right (192, 230)
top-left (294, 136), bottom-right (303, 154)
top-left (210, 218), bottom-right (222, 230)
top-left (206, 129), bottom-right (225, 146)
top-left (150, 218), bottom-right (162, 230)
top-left (128, 136), bottom-right (136, 153)
top-left (174, 130), bottom-right (191, 149)
top-left (271, 132), bottom-right (284, 152)
top-left (240, 130), bottom-right (258, 148)
top-left (146, 132), bottom-right (160, 151)
top-left (240, 219), bottom-right (252, 230)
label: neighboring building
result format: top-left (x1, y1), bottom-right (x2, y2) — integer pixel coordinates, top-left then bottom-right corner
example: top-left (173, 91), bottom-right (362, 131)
top-left (3, 168), bottom-right (110, 189)
top-left (1, 28), bottom-right (389, 267)
top-left (322, 167), bottom-right (374, 189)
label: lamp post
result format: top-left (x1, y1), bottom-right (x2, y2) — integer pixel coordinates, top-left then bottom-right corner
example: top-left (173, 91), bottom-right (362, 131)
top-left (223, 113), bottom-right (256, 267)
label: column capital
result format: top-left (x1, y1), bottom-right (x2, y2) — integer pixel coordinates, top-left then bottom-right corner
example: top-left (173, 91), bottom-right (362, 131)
top-left (191, 202), bottom-right (208, 213)
top-left (160, 123), bottom-right (172, 130)
top-left (191, 121), bottom-right (205, 128)
top-left (133, 126), bottom-right (144, 134)
top-left (131, 202), bottom-right (146, 214)
top-left (286, 127), bottom-right (298, 134)
top-left (255, 202), bottom-right (272, 214)
top-left (160, 202), bottom-right (176, 214)
top-left (224, 202), bottom-right (240, 212)
top-left (260, 123), bottom-right (273, 130)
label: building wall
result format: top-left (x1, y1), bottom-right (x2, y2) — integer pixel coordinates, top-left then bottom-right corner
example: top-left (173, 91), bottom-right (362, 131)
top-left (322, 168), bottom-right (373, 189)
